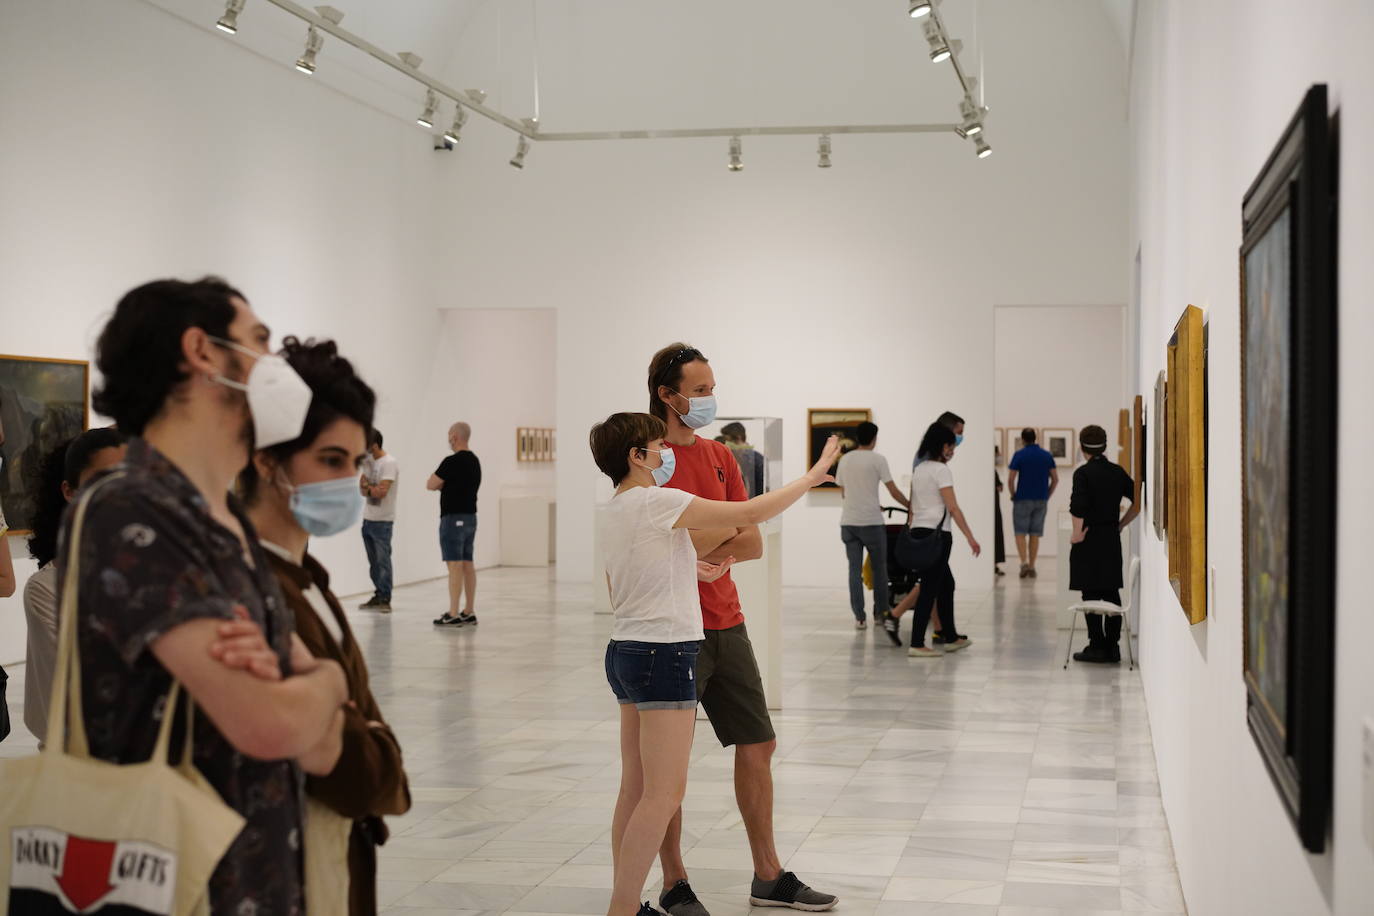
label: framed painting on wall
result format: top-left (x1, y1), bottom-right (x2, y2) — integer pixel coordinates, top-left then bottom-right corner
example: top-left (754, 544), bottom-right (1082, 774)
top-left (806, 409), bottom-right (870, 488)
top-left (1132, 395), bottom-right (1145, 506)
top-left (1009, 427), bottom-right (1037, 455)
top-left (1240, 84), bottom-right (1337, 854)
top-left (1042, 428), bottom-right (1074, 467)
top-left (994, 427), bottom-right (1007, 467)
top-left (1151, 371), bottom-right (1167, 540)
top-left (1117, 408), bottom-right (1132, 474)
top-left (0, 355), bottom-right (90, 535)
top-left (1166, 305), bottom-right (1207, 625)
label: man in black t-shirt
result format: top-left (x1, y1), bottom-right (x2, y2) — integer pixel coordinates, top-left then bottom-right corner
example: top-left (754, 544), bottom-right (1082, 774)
top-left (427, 421), bottom-right (482, 626)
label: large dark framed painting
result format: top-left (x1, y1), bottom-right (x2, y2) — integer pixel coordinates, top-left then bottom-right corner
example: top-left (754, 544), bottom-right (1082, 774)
top-left (1240, 84), bottom-right (1337, 854)
top-left (806, 409), bottom-right (870, 489)
top-left (0, 355), bottom-right (90, 535)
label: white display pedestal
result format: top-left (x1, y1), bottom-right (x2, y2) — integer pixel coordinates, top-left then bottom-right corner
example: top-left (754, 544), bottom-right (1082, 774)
top-left (591, 512), bottom-right (784, 710)
top-left (0, 540), bottom-right (29, 665)
top-left (500, 496), bottom-right (556, 567)
top-left (1056, 510), bottom-right (1075, 629)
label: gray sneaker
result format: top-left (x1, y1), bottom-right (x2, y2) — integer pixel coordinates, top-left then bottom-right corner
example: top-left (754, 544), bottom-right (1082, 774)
top-left (659, 879), bottom-right (709, 916)
top-left (749, 872), bottom-right (837, 912)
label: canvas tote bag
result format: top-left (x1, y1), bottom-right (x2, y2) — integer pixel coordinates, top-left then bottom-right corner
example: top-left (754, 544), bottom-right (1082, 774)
top-left (303, 797), bottom-right (351, 915)
top-left (0, 475), bottom-right (245, 915)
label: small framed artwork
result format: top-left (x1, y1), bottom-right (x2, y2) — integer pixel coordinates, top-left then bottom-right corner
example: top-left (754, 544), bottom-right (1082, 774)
top-left (0, 354), bottom-right (90, 535)
top-left (1152, 371), bottom-right (1168, 540)
top-left (1240, 84), bottom-right (1336, 853)
top-left (1042, 428), bottom-right (1075, 467)
top-left (806, 408), bottom-right (870, 488)
top-left (517, 427), bottom-right (556, 463)
top-left (994, 428), bottom-right (1007, 467)
top-left (1132, 394), bottom-right (1145, 505)
top-left (1008, 427), bottom-right (1038, 455)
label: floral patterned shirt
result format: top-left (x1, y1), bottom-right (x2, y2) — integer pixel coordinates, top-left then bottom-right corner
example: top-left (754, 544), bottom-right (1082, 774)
top-left (57, 438), bottom-right (305, 914)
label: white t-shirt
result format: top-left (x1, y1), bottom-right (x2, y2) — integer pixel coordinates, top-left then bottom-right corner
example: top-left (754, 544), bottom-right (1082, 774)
top-left (602, 485), bottom-right (703, 643)
top-left (909, 460), bottom-right (955, 531)
top-left (362, 453), bottom-right (399, 522)
top-left (835, 449), bottom-right (893, 527)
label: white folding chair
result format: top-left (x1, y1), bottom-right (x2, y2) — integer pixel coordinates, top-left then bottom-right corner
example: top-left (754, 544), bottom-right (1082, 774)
top-left (1064, 556), bottom-right (1139, 670)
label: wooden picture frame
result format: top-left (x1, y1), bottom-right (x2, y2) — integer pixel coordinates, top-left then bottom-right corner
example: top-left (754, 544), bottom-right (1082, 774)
top-left (1151, 371), bottom-right (1167, 540)
top-left (1117, 408), bottom-right (1132, 474)
top-left (1240, 84), bottom-right (1337, 853)
top-left (1042, 428), bottom-right (1075, 467)
top-left (1009, 427), bottom-right (1038, 455)
top-left (516, 427), bottom-right (556, 463)
top-left (1132, 395), bottom-right (1145, 507)
top-left (1166, 305), bottom-right (1207, 625)
top-left (994, 427), bottom-right (1007, 467)
top-left (806, 409), bottom-right (870, 489)
top-left (0, 354), bottom-right (90, 535)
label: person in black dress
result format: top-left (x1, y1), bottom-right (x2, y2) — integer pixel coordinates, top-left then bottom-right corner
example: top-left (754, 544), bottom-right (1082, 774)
top-left (1069, 424), bottom-right (1140, 663)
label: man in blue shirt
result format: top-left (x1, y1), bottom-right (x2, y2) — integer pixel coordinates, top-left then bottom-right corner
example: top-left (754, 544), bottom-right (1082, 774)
top-left (1006, 428), bottom-right (1058, 578)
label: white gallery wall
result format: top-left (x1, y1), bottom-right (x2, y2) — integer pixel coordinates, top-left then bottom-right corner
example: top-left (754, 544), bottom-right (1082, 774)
top-left (416, 309), bottom-right (557, 573)
top-left (994, 305), bottom-right (1126, 559)
top-left (1131, 1), bottom-right (1374, 914)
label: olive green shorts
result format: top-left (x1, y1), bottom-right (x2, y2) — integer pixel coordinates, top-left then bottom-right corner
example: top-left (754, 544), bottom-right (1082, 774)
top-left (697, 623), bottom-right (776, 748)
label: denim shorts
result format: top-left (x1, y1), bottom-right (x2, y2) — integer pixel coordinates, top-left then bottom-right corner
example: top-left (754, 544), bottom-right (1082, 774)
top-left (1012, 499), bottom-right (1048, 537)
top-left (605, 640), bottom-right (701, 710)
top-left (439, 513), bottom-right (477, 562)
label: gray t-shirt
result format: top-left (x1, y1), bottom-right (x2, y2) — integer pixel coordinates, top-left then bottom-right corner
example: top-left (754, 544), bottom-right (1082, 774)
top-left (835, 449), bottom-right (893, 527)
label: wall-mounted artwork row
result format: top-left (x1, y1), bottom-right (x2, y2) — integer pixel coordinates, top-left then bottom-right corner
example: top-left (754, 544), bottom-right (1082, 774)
top-left (1240, 83), bottom-right (1337, 855)
top-left (516, 427), bottom-right (556, 463)
top-left (0, 355), bottom-right (90, 535)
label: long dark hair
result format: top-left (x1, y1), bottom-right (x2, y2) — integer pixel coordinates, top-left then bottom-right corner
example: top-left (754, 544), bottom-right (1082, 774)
top-left (28, 428), bottom-right (127, 568)
top-left (916, 421), bottom-right (957, 463)
top-left (237, 337), bottom-right (375, 505)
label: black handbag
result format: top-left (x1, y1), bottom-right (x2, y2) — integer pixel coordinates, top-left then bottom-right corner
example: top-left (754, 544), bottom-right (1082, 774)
top-left (894, 509), bottom-right (948, 573)
top-left (0, 663), bottom-right (10, 743)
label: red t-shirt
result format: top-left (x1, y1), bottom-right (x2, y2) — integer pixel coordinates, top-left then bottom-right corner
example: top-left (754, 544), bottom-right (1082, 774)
top-left (664, 436), bottom-right (748, 631)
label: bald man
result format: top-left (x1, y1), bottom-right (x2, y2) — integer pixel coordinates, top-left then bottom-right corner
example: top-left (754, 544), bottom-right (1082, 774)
top-left (428, 422), bottom-right (482, 625)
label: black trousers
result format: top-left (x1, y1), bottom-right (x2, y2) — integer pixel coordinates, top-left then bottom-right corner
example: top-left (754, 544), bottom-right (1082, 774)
top-left (1082, 589), bottom-right (1122, 647)
top-left (911, 531), bottom-right (955, 647)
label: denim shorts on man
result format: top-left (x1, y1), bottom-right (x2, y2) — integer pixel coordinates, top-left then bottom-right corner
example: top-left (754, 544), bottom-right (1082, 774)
top-left (438, 512), bottom-right (477, 562)
top-left (605, 640), bottom-right (701, 710)
top-left (1012, 499), bottom-right (1048, 537)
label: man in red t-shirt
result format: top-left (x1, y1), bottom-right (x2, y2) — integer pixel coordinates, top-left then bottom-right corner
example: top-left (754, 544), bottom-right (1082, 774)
top-left (647, 344), bottom-right (837, 916)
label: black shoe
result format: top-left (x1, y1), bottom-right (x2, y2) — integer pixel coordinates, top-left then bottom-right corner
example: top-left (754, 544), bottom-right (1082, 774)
top-left (433, 613), bottom-right (463, 626)
top-left (882, 614), bottom-right (903, 646)
top-left (359, 595), bottom-right (381, 609)
top-left (660, 879), bottom-right (709, 916)
top-left (374, 601), bottom-right (392, 614)
top-left (749, 871), bottom-right (837, 911)
top-left (1073, 644), bottom-right (1113, 663)
top-left (456, 612), bottom-right (478, 626)
top-left (637, 903), bottom-right (658, 916)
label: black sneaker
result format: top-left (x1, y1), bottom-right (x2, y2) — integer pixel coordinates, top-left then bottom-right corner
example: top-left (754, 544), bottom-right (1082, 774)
top-left (456, 612), bottom-right (478, 626)
top-left (359, 595), bottom-right (381, 609)
top-left (374, 601), bottom-right (392, 614)
top-left (637, 903), bottom-right (657, 916)
top-left (882, 614), bottom-right (902, 647)
top-left (433, 613), bottom-right (463, 626)
top-left (749, 871), bottom-right (837, 911)
top-left (1073, 644), bottom-right (1114, 663)
top-left (660, 879), bottom-right (709, 916)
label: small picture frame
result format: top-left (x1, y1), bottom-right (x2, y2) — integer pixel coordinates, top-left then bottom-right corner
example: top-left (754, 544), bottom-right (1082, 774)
top-left (1042, 427), bottom-right (1075, 467)
top-left (1009, 427), bottom-right (1038, 455)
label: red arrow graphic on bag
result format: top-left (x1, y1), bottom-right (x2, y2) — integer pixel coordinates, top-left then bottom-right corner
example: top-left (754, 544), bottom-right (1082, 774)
top-left (55, 835), bottom-right (118, 912)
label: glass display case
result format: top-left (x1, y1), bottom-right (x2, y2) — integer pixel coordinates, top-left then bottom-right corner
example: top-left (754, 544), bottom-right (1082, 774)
top-left (696, 416), bottom-right (782, 496)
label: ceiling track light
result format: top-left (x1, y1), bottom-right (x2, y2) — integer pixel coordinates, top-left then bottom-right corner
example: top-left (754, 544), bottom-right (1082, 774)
top-left (923, 20), bottom-right (951, 63)
top-left (295, 25), bottom-right (323, 74)
top-left (908, 0), bottom-right (933, 19)
top-left (510, 135), bottom-right (530, 169)
top-left (416, 89), bottom-right (438, 128)
top-left (956, 97), bottom-right (984, 137)
top-left (975, 135), bottom-right (992, 159)
top-left (216, 0), bottom-right (245, 34)
top-left (817, 134), bottom-right (832, 168)
top-left (728, 136), bottom-right (743, 172)
top-left (443, 107), bottom-right (468, 144)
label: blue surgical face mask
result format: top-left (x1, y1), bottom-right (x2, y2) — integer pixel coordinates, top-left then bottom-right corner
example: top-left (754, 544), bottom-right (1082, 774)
top-left (647, 447), bottom-right (676, 486)
top-left (285, 475), bottom-right (364, 537)
top-left (671, 391), bottom-right (717, 429)
top-left (954, 434), bottom-right (964, 447)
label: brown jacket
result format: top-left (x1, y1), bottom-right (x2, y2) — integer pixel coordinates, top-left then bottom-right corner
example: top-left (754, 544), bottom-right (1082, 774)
top-left (266, 549), bottom-right (411, 916)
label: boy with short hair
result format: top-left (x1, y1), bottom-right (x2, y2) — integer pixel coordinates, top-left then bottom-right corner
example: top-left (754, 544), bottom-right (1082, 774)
top-left (1068, 424), bottom-right (1140, 663)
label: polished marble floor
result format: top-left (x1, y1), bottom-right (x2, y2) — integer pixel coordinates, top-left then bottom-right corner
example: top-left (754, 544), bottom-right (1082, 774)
top-left (2, 565), bottom-right (1186, 915)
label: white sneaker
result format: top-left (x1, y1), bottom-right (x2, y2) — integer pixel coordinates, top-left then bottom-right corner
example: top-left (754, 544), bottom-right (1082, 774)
top-left (941, 637), bottom-right (971, 652)
top-left (854, 619), bottom-right (867, 630)
top-left (908, 646), bottom-right (942, 658)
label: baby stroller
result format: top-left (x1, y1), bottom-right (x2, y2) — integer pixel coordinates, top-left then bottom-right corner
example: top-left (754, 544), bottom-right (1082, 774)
top-left (879, 504), bottom-right (919, 617)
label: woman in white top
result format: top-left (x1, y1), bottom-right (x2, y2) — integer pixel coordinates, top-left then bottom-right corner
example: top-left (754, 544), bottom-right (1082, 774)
top-left (590, 412), bottom-right (840, 916)
top-left (883, 422), bottom-right (981, 657)
top-left (22, 428), bottom-right (127, 743)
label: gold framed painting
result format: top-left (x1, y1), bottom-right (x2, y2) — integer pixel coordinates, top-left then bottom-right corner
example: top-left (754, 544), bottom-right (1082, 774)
top-left (1167, 305), bottom-right (1207, 624)
top-left (0, 354), bottom-right (90, 535)
top-left (1152, 371), bottom-right (1167, 540)
top-left (1117, 408), bottom-right (1132, 474)
top-left (806, 408), bottom-right (870, 489)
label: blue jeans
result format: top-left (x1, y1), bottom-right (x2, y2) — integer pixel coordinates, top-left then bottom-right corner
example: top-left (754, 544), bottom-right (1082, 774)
top-left (361, 520), bottom-right (394, 600)
top-left (841, 524), bottom-right (888, 621)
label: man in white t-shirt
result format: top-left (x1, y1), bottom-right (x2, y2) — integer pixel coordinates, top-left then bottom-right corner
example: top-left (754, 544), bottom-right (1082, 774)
top-left (359, 428), bottom-right (398, 611)
top-left (835, 422), bottom-right (910, 629)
